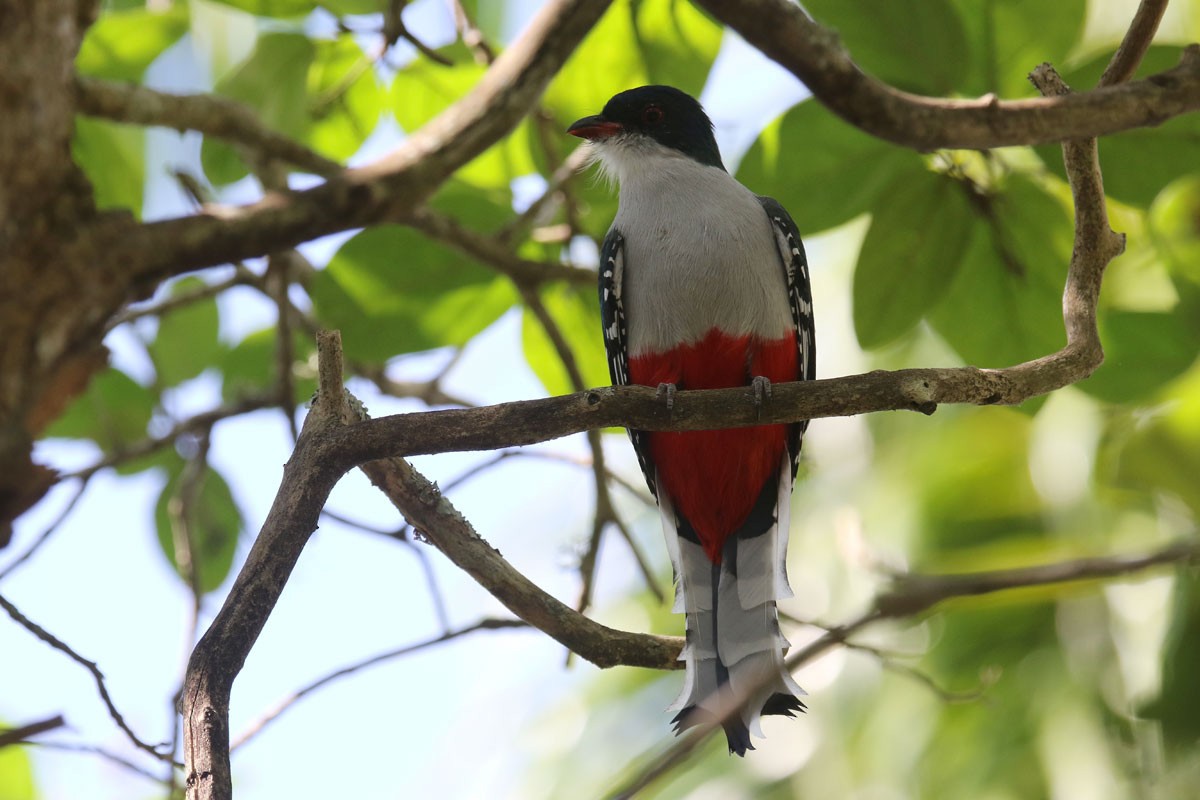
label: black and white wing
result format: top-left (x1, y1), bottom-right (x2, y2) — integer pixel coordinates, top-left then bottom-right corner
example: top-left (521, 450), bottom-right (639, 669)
top-left (758, 196), bottom-right (816, 479)
top-left (598, 228), bottom-right (658, 498)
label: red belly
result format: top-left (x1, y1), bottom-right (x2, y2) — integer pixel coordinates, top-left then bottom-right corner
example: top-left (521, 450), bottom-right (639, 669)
top-left (629, 328), bottom-right (798, 563)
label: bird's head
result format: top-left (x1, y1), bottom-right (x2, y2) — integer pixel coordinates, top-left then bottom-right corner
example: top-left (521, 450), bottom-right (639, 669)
top-left (566, 85), bottom-right (724, 172)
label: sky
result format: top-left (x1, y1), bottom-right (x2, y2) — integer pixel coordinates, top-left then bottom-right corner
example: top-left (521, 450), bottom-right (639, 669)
top-left (0, 2), bottom-right (834, 799)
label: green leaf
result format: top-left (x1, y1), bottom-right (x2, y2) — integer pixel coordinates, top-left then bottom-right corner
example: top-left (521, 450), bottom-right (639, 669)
top-left (737, 100), bottom-right (923, 234)
top-left (222, 327), bottom-right (318, 404)
top-left (321, 0), bottom-right (384, 13)
top-left (950, 0), bottom-right (1085, 97)
top-left (77, 5), bottom-right (189, 81)
top-left (154, 464), bottom-right (242, 594)
top-left (1102, 366), bottom-right (1200, 517)
top-left (1077, 310), bottom-right (1199, 403)
top-left (928, 175), bottom-right (1071, 367)
top-left (391, 44), bottom-right (534, 192)
top-left (72, 117), bottom-right (145, 214)
top-left (633, 0), bottom-right (723, 98)
top-left (544, 0), bottom-right (720, 127)
top-left (853, 167), bottom-right (975, 349)
top-left (203, 0), bottom-right (316, 16)
top-left (1149, 174), bottom-right (1200, 287)
top-left (542, 0), bottom-right (722, 236)
top-left (311, 224), bottom-right (518, 362)
top-left (543, 2), bottom-right (650, 127)
top-left (802, 0), bottom-right (970, 94)
top-left (921, 604), bottom-right (1059, 799)
top-left (1036, 47), bottom-right (1200, 208)
top-left (201, 33), bottom-right (315, 185)
top-left (148, 278), bottom-right (224, 388)
top-left (910, 409), bottom-right (1043, 551)
top-left (45, 368), bottom-right (156, 452)
top-left (521, 284), bottom-right (610, 396)
top-left (305, 36), bottom-right (385, 163)
top-left (0, 736), bottom-right (36, 800)
top-left (1141, 573), bottom-right (1200, 752)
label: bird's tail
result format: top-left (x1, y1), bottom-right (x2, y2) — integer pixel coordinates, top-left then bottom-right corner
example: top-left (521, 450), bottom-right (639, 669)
top-left (657, 457), bottom-right (806, 756)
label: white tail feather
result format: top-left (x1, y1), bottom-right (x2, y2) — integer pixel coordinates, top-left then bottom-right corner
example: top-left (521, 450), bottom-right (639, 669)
top-left (655, 459), bottom-right (805, 746)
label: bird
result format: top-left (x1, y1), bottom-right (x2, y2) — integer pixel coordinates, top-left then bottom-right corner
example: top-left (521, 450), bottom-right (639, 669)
top-left (567, 85), bottom-right (815, 755)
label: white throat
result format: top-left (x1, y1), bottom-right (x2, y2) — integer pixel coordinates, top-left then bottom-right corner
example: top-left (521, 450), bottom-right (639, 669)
top-left (592, 136), bottom-right (794, 357)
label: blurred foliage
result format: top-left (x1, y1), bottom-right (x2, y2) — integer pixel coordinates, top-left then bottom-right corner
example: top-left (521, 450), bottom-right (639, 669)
top-left (23, 0), bottom-right (1200, 797)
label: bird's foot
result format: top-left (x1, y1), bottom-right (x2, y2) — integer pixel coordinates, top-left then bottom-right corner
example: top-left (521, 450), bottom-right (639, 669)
top-left (656, 382), bottom-right (677, 413)
top-left (751, 376), bottom-right (772, 420)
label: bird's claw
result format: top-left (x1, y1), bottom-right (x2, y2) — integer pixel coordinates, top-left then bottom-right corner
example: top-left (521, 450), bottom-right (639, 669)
top-left (751, 376), bottom-right (772, 419)
top-left (656, 382), bottom-right (677, 412)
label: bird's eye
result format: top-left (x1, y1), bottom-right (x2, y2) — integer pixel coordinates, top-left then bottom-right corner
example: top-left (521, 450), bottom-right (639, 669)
top-left (642, 105), bottom-right (664, 125)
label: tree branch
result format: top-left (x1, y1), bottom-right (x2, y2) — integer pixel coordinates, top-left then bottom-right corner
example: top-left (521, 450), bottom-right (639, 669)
top-left (74, 77), bottom-right (342, 178)
top-left (1099, 0), bottom-right (1170, 88)
top-left (0, 592), bottom-right (172, 763)
top-left (405, 208), bottom-right (594, 288)
top-left (695, 0), bottom-right (1200, 150)
top-left (75, 0), bottom-right (612, 296)
top-left (607, 538), bottom-right (1199, 799)
top-left (0, 715), bottom-right (66, 749)
top-left (229, 619), bottom-right (527, 751)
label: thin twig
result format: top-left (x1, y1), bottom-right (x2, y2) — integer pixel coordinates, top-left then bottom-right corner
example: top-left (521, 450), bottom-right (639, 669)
top-left (452, 0), bottom-right (497, 65)
top-left (319, 508), bottom-right (453, 632)
top-left (499, 145), bottom-right (591, 244)
top-left (840, 640), bottom-right (995, 704)
top-left (229, 618), bottom-right (526, 750)
top-left (0, 479), bottom-right (88, 581)
top-left (0, 592), bottom-right (175, 763)
top-left (521, 287), bottom-right (659, 608)
top-left (60, 394), bottom-right (277, 483)
top-left (29, 740), bottom-right (170, 783)
top-left (607, 538), bottom-right (1199, 798)
top-left (406, 208), bottom-right (594, 288)
top-left (0, 715), bottom-right (66, 748)
top-left (382, 0), bottom-right (453, 66)
top-left (107, 266), bottom-right (258, 332)
top-left (1099, 0), bottom-right (1170, 87)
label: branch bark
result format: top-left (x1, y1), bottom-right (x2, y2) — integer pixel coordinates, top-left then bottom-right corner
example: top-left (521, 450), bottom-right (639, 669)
top-left (72, 0), bottom-right (612, 296)
top-left (695, 0), bottom-right (1200, 150)
top-left (75, 77), bottom-right (342, 178)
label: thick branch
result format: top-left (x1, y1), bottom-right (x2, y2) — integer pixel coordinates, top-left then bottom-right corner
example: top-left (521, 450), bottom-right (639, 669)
top-left (327, 361), bottom-right (1087, 465)
top-left (696, 0), bottom-right (1200, 150)
top-left (75, 0), bottom-right (612, 295)
top-left (357, 455), bottom-right (680, 669)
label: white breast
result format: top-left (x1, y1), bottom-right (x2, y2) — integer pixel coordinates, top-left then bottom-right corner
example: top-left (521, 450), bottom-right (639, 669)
top-left (597, 138), bottom-right (793, 357)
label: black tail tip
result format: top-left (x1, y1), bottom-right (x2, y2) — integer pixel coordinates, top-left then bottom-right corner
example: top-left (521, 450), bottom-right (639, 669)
top-left (670, 707), bottom-right (755, 757)
top-left (762, 693), bottom-right (807, 718)
top-left (670, 694), bottom-right (806, 757)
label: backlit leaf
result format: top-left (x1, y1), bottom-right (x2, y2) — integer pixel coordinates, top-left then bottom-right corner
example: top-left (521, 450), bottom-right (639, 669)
top-left (201, 33), bottom-right (315, 184)
top-left (154, 464), bottom-right (242, 594)
top-left (76, 5), bottom-right (189, 81)
top-left (148, 278), bottom-right (224, 388)
top-left (737, 100), bottom-right (922, 235)
top-left (72, 117), bottom-right (145, 214)
top-left (950, 0), bottom-right (1086, 97)
top-left (45, 368), bottom-right (156, 452)
top-left (802, 0), bottom-right (970, 94)
top-left (521, 284), bottom-right (610, 397)
top-left (853, 167), bottom-right (975, 349)
top-left (928, 175), bottom-right (1071, 367)
top-left (311, 224), bottom-right (518, 362)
